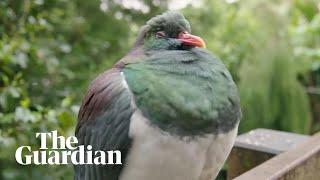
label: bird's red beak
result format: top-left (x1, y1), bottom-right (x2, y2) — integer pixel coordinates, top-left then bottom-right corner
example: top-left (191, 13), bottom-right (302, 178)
top-left (178, 31), bottom-right (206, 48)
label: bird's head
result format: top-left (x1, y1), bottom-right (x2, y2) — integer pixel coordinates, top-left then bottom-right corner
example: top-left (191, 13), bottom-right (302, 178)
top-left (134, 11), bottom-right (206, 51)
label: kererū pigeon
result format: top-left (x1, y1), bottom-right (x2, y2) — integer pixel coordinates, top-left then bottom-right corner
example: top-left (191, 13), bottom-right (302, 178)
top-left (75, 12), bottom-right (241, 180)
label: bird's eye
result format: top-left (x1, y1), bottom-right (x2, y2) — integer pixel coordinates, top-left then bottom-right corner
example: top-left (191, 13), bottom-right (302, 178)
top-left (155, 31), bottom-right (166, 38)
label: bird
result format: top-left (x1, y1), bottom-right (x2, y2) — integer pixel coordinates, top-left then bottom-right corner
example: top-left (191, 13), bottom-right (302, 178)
top-left (74, 11), bottom-right (241, 180)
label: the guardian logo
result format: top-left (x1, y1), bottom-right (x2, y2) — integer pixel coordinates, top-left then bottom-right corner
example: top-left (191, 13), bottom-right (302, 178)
top-left (15, 130), bottom-right (122, 165)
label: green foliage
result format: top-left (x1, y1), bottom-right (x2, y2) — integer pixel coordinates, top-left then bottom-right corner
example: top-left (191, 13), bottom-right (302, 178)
top-left (291, 0), bottom-right (320, 75)
top-left (0, 0), bottom-right (132, 179)
top-left (239, 44), bottom-right (311, 133)
top-left (185, 0), bottom-right (313, 134)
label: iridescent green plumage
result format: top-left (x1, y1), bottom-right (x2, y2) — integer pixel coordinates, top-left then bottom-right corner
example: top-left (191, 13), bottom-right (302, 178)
top-left (124, 48), bottom-right (240, 136)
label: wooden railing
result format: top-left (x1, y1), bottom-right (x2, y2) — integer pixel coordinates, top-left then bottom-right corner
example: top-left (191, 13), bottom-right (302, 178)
top-left (227, 129), bottom-right (320, 180)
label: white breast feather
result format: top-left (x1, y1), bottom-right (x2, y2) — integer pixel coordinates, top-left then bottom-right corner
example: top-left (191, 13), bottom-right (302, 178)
top-left (119, 73), bottom-right (238, 180)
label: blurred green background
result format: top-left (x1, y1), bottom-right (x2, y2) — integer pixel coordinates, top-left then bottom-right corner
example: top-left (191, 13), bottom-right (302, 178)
top-left (1, 0), bottom-right (320, 179)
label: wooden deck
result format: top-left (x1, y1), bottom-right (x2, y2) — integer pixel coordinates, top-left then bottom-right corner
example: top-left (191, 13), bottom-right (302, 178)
top-left (228, 129), bottom-right (320, 180)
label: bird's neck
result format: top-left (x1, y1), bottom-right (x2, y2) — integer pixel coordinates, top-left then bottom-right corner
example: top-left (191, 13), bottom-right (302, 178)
top-left (115, 46), bottom-right (147, 66)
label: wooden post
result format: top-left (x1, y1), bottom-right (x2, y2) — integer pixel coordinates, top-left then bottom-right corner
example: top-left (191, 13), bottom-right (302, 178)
top-left (227, 129), bottom-right (310, 179)
top-left (233, 134), bottom-right (320, 180)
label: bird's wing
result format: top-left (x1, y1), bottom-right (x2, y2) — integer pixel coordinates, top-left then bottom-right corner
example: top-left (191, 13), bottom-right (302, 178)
top-left (75, 68), bottom-right (134, 180)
